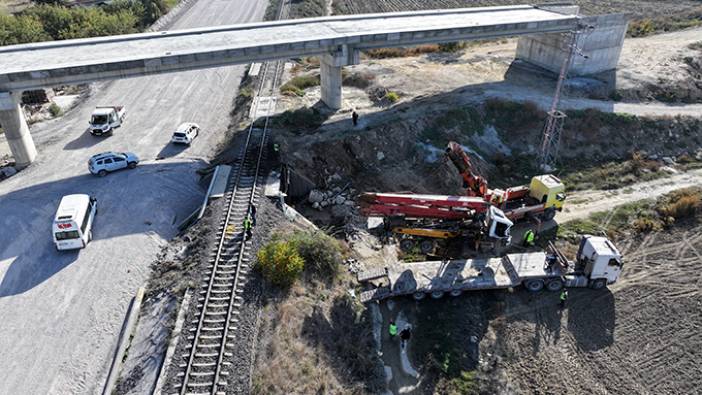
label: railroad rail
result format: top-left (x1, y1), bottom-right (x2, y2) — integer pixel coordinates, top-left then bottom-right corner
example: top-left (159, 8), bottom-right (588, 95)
top-left (168, 3), bottom-right (288, 394)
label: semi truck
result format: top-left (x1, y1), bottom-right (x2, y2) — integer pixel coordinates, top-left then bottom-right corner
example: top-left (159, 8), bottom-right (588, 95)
top-left (89, 106), bottom-right (126, 136)
top-left (357, 235), bottom-right (623, 303)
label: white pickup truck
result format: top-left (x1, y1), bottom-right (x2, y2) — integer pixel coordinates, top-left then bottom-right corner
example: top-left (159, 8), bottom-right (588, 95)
top-left (89, 106), bottom-right (126, 136)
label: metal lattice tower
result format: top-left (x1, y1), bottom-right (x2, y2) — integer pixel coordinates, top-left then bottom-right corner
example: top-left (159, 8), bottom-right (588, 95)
top-left (538, 29), bottom-right (580, 172)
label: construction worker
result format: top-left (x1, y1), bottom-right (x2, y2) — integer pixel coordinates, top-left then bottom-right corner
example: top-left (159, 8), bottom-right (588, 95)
top-left (400, 326), bottom-right (411, 349)
top-left (389, 320), bottom-right (398, 338)
top-left (243, 214), bottom-right (253, 240)
top-left (250, 204), bottom-right (257, 227)
top-left (559, 288), bottom-right (568, 308)
top-left (523, 229), bottom-right (536, 247)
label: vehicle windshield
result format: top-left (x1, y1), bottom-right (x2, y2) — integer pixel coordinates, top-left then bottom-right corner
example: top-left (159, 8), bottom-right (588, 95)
top-left (55, 230), bottom-right (80, 240)
top-left (174, 132), bottom-right (186, 138)
top-left (91, 115), bottom-right (108, 125)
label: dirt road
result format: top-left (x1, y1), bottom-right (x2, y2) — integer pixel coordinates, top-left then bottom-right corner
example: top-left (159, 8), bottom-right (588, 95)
top-left (0, 1), bottom-right (266, 394)
top-left (558, 168), bottom-right (702, 223)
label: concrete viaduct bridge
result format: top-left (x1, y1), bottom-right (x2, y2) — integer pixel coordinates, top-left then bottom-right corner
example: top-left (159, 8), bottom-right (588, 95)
top-left (0, 4), bottom-right (627, 167)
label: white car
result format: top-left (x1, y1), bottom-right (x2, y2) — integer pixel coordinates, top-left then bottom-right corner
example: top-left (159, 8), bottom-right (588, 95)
top-left (171, 123), bottom-right (200, 145)
top-left (88, 151), bottom-right (139, 177)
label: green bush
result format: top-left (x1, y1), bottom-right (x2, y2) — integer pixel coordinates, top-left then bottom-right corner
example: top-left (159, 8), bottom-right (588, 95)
top-left (385, 91), bottom-right (400, 103)
top-left (257, 240), bottom-right (305, 287)
top-left (0, 0), bottom-right (173, 46)
top-left (438, 41), bottom-right (465, 53)
top-left (280, 74), bottom-right (320, 97)
top-left (271, 106), bottom-right (325, 130)
top-left (290, 231), bottom-right (343, 279)
top-left (48, 102), bottom-right (62, 117)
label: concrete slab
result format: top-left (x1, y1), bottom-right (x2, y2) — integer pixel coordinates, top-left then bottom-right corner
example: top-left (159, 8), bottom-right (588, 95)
top-left (208, 165), bottom-right (231, 198)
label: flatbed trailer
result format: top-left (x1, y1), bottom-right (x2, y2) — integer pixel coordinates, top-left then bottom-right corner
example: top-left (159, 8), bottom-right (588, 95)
top-left (358, 235), bottom-right (623, 303)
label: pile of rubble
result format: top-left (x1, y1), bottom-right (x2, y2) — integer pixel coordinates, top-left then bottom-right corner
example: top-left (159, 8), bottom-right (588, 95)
top-left (0, 158), bottom-right (17, 181)
top-left (307, 186), bottom-right (357, 222)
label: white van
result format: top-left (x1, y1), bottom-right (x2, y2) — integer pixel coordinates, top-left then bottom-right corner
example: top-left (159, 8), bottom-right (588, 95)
top-left (53, 194), bottom-right (98, 251)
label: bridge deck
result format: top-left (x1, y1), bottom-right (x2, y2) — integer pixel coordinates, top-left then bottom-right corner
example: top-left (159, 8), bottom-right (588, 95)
top-left (0, 5), bottom-right (577, 90)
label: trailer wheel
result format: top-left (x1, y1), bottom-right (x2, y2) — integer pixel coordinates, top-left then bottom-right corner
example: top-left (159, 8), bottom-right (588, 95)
top-left (525, 279), bottom-right (544, 292)
top-left (400, 239), bottom-right (415, 252)
top-left (541, 207), bottom-right (556, 221)
top-left (546, 279), bottom-right (563, 292)
top-left (431, 291), bottom-right (445, 299)
top-left (412, 292), bottom-right (426, 301)
top-left (450, 289), bottom-right (462, 297)
top-left (419, 240), bottom-right (434, 254)
top-left (590, 278), bottom-right (607, 290)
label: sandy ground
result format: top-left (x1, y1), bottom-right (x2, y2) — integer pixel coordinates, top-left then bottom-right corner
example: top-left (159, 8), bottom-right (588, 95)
top-left (335, 27), bottom-right (702, 118)
top-left (0, 0), bottom-right (266, 394)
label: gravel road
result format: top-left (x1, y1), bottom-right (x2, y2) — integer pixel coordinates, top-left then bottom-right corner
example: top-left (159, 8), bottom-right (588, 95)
top-left (0, 1), bottom-right (266, 394)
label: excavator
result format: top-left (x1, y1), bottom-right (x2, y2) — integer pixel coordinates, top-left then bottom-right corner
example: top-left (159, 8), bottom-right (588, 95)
top-left (445, 141), bottom-right (566, 222)
top-left (360, 141), bottom-right (567, 254)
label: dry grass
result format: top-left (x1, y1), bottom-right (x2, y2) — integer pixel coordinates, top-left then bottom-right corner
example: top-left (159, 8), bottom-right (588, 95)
top-left (252, 275), bottom-right (382, 394)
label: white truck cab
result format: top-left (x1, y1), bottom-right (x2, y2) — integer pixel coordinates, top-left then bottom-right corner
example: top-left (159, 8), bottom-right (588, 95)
top-left (90, 106), bottom-right (126, 136)
top-left (486, 205), bottom-right (513, 242)
top-left (576, 235), bottom-right (623, 288)
top-left (53, 194), bottom-right (98, 250)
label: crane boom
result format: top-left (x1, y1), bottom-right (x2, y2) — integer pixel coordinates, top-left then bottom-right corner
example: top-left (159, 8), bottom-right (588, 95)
top-left (445, 142), bottom-right (488, 197)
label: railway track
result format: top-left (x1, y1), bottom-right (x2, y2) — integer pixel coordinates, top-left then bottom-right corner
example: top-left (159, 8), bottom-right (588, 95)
top-left (168, 3), bottom-right (288, 394)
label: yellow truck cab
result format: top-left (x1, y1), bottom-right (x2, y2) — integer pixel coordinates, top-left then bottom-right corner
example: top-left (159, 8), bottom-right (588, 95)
top-left (529, 175), bottom-right (566, 210)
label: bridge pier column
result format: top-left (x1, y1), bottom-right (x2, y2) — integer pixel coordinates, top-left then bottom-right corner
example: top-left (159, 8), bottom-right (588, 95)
top-left (320, 45), bottom-right (360, 110)
top-left (0, 92), bottom-right (37, 168)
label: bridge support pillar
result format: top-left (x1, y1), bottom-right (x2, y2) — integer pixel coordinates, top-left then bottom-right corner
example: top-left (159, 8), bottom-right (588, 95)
top-left (320, 45), bottom-right (360, 110)
top-left (0, 91), bottom-right (37, 168)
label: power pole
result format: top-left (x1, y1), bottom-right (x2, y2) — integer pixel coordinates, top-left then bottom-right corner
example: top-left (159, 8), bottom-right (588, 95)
top-left (538, 28), bottom-right (581, 172)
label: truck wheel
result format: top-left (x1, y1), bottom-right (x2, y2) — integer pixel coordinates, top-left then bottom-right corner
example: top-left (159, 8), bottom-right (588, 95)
top-left (400, 239), bottom-right (415, 252)
top-left (419, 240), bottom-right (434, 254)
top-left (430, 291), bottom-right (445, 299)
top-left (525, 279), bottom-right (544, 292)
top-left (541, 207), bottom-right (556, 221)
top-left (546, 279), bottom-right (563, 292)
top-left (450, 289), bottom-right (462, 297)
top-left (98, 170), bottom-right (107, 177)
top-left (412, 292), bottom-right (426, 301)
top-left (127, 162), bottom-right (137, 169)
top-left (590, 278), bottom-right (607, 290)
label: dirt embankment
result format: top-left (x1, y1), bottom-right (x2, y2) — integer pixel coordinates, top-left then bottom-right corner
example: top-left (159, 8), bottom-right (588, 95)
top-left (277, 97), bottom-right (702, 196)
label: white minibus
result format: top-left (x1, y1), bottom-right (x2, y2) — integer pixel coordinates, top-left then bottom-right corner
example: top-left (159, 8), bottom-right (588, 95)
top-left (53, 194), bottom-right (97, 250)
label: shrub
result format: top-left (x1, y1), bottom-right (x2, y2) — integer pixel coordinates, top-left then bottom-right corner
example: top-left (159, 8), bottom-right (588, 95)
top-left (271, 106), bottom-right (325, 130)
top-left (365, 45), bottom-right (440, 59)
top-left (628, 19), bottom-right (655, 37)
top-left (48, 102), bottom-right (62, 117)
top-left (342, 71), bottom-right (375, 89)
top-left (290, 231), bottom-right (343, 279)
top-left (484, 99), bottom-right (543, 132)
top-left (385, 91), bottom-right (400, 103)
top-left (657, 188), bottom-right (702, 219)
top-left (280, 74), bottom-right (320, 96)
top-left (438, 41), bottom-right (466, 53)
top-left (257, 240), bottom-right (305, 287)
top-left (0, 0), bottom-right (173, 46)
